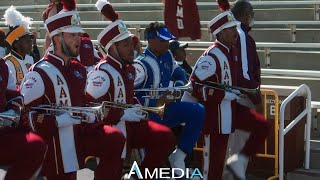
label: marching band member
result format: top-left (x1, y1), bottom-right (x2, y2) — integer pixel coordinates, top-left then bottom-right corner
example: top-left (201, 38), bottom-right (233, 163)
top-left (0, 58), bottom-right (47, 180)
top-left (225, 0), bottom-right (263, 178)
top-left (134, 22), bottom-right (205, 175)
top-left (3, 6), bottom-right (35, 86)
top-left (20, 7), bottom-right (125, 180)
top-left (86, 1), bottom-right (175, 178)
top-left (189, 6), bottom-right (270, 180)
top-left (44, 0), bottom-right (102, 72)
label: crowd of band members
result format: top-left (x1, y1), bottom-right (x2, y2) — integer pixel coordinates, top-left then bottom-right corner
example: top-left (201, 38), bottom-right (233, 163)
top-left (0, 0), bottom-right (270, 180)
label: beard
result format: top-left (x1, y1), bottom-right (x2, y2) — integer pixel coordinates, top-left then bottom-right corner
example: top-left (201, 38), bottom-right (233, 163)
top-left (63, 43), bottom-right (79, 57)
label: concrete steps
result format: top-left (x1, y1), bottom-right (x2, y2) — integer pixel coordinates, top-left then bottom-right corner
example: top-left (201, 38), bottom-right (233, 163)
top-left (310, 139), bottom-right (320, 169)
top-left (15, 8), bottom-right (314, 21)
top-left (287, 169), bottom-right (320, 180)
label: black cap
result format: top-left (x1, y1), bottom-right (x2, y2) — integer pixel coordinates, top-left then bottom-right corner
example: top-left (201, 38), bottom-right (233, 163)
top-left (169, 40), bottom-right (188, 52)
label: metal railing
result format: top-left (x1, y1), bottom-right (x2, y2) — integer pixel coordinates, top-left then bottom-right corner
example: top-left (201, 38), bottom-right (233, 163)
top-left (279, 84), bottom-right (312, 180)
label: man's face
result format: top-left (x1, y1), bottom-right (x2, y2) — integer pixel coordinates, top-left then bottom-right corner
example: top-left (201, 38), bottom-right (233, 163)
top-left (149, 38), bottom-right (169, 55)
top-left (115, 37), bottom-right (134, 64)
top-left (62, 32), bottom-right (81, 57)
top-left (174, 48), bottom-right (186, 62)
top-left (219, 26), bottom-right (238, 46)
top-left (17, 34), bottom-right (33, 54)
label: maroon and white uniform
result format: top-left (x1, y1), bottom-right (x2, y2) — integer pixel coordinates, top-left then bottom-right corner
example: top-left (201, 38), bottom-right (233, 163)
top-left (20, 53), bottom-right (125, 180)
top-left (86, 54), bottom-right (175, 174)
top-left (190, 41), bottom-right (270, 180)
top-left (0, 58), bottom-right (47, 180)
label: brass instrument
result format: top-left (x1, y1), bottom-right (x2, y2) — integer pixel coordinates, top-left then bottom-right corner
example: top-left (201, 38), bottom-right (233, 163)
top-left (0, 110), bottom-right (20, 128)
top-left (31, 103), bottom-right (107, 122)
top-left (134, 82), bottom-right (193, 100)
top-left (195, 81), bottom-right (260, 98)
top-left (90, 101), bottom-right (166, 118)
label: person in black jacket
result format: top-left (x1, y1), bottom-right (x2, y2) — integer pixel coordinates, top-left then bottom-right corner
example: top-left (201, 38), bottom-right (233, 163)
top-left (169, 40), bottom-right (193, 78)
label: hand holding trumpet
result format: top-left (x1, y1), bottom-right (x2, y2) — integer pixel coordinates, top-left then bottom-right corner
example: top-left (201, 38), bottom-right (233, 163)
top-left (120, 105), bottom-right (146, 122)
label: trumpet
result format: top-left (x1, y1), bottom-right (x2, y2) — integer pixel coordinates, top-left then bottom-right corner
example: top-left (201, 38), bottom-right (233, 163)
top-left (31, 103), bottom-right (107, 122)
top-left (134, 82), bottom-right (193, 100)
top-left (0, 110), bottom-right (21, 128)
top-left (90, 101), bottom-right (166, 118)
top-left (195, 81), bottom-right (260, 98)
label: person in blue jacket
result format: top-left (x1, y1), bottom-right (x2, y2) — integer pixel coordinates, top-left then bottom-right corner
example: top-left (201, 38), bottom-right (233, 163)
top-left (134, 22), bottom-right (205, 175)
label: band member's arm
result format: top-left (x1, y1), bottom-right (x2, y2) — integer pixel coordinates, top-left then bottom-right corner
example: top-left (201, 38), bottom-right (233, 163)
top-left (133, 61), bottom-right (147, 89)
top-left (86, 70), bottom-right (124, 125)
top-left (239, 37), bottom-right (261, 89)
top-left (191, 55), bottom-right (237, 103)
top-left (5, 60), bottom-right (17, 85)
top-left (172, 65), bottom-right (187, 86)
top-left (239, 37), bottom-right (261, 104)
top-left (171, 54), bottom-right (187, 86)
top-left (1, 67), bottom-right (23, 127)
top-left (20, 71), bottom-right (58, 134)
top-left (6, 68), bottom-right (21, 111)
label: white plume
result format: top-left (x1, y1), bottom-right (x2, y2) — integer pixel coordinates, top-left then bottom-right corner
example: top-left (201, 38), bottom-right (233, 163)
top-left (95, 0), bottom-right (109, 11)
top-left (3, 6), bottom-right (32, 30)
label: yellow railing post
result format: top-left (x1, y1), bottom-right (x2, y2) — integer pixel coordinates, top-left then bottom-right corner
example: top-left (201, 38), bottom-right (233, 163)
top-left (259, 89), bottom-right (279, 180)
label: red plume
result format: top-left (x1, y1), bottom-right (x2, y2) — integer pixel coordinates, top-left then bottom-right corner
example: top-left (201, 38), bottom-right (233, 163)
top-left (62, 0), bottom-right (76, 11)
top-left (217, 0), bottom-right (230, 11)
top-left (101, 3), bottom-right (119, 22)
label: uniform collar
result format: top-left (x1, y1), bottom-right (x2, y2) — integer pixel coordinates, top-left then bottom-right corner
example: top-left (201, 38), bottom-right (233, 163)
top-left (241, 23), bottom-right (251, 33)
top-left (215, 40), bottom-right (230, 53)
top-left (107, 54), bottom-right (123, 69)
top-left (11, 50), bottom-right (25, 60)
top-left (48, 52), bottom-right (66, 66)
top-left (145, 47), bottom-right (159, 59)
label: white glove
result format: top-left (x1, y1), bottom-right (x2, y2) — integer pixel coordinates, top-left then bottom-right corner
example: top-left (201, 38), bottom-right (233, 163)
top-left (120, 107), bottom-right (145, 122)
top-left (224, 92), bottom-right (240, 101)
top-left (56, 113), bottom-right (81, 128)
top-left (230, 89), bottom-right (241, 95)
top-left (81, 112), bottom-right (96, 124)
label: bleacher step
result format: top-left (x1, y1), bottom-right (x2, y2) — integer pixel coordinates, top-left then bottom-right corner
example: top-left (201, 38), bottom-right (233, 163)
top-left (287, 168), bottom-right (320, 180)
top-left (310, 139), bottom-right (320, 169)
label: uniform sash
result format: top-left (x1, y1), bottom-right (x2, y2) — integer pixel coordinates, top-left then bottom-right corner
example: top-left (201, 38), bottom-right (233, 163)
top-left (37, 61), bottom-right (79, 173)
top-left (100, 63), bottom-right (128, 158)
top-left (5, 55), bottom-right (24, 85)
top-left (210, 48), bottom-right (233, 134)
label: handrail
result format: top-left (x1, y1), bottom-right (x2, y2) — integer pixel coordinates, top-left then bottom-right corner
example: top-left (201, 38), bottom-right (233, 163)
top-left (0, 1), bottom-right (320, 10)
top-left (261, 69), bottom-right (320, 78)
top-left (279, 84), bottom-right (312, 180)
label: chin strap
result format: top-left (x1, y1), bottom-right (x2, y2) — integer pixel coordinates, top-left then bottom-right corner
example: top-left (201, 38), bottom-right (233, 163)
top-left (59, 33), bottom-right (71, 58)
top-left (111, 44), bottom-right (127, 64)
